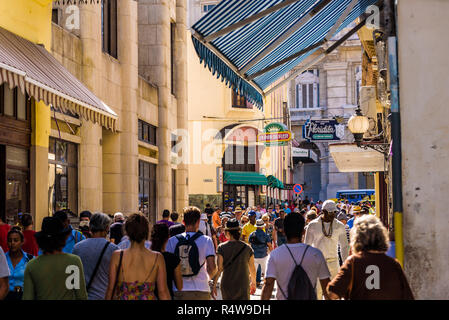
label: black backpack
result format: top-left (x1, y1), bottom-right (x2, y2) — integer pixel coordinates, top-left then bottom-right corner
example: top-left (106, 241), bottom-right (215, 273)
top-left (278, 245), bottom-right (317, 300)
top-left (174, 232), bottom-right (204, 277)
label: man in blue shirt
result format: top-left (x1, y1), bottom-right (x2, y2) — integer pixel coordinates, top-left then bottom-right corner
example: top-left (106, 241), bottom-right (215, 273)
top-left (249, 219), bottom-right (272, 287)
top-left (283, 203), bottom-right (291, 215)
top-left (54, 210), bottom-right (85, 254)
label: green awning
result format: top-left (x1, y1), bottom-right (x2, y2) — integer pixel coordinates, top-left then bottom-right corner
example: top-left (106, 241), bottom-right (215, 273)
top-left (267, 175), bottom-right (284, 189)
top-left (223, 171), bottom-right (268, 186)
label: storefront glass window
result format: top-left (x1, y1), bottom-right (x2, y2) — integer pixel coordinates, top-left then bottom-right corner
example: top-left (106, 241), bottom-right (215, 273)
top-left (48, 138), bottom-right (78, 215)
top-left (139, 160), bottom-right (156, 224)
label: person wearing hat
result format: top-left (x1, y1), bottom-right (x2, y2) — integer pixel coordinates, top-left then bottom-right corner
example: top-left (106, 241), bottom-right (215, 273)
top-left (347, 205), bottom-right (369, 229)
top-left (212, 219), bottom-right (256, 300)
top-left (304, 199), bottom-right (349, 300)
top-left (22, 217), bottom-right (87, 300)
top-left (217, 214), bottom-right (231, 244)
top-left (199, 213), bottom-right (218, 250)
top-left (233, 206), bottom-right (243, 222)
top-left (248, 219), bottom-right (272, 287)
top-left (241, 211), bottom-right (259, 243)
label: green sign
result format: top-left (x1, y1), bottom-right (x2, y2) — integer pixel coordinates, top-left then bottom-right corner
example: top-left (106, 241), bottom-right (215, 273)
top-left (258, 122), bottom-right (292, 147)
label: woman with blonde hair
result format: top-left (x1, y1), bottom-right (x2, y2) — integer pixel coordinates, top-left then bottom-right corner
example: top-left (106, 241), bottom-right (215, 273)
top-left (327, 215), bottom-right (414, 300)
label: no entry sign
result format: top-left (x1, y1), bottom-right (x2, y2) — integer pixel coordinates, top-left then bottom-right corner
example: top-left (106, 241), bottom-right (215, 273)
top-left (293, 184), bottom-right (303, 194)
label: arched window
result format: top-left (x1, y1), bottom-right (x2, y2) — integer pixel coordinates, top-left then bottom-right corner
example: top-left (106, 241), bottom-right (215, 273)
top-left (295, 69), bottom-right (319, 109)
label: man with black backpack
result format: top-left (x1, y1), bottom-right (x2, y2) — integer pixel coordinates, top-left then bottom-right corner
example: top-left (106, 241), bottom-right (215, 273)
top-left (166, 206), bottom-right (216, 300)
top-left (261, 213), bottom-right (331, 300)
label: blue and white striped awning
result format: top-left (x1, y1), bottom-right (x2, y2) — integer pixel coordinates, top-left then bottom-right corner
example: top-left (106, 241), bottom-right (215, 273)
top-left (191, 0), bottom-right (379, 109)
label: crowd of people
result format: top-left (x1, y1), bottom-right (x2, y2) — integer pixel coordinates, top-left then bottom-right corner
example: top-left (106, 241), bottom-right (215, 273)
top-left (0, 197), bottom-right (413, 300)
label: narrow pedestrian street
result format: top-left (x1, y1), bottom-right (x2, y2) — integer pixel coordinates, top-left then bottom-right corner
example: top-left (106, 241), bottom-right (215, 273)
top-left (0, 0), bottom-right (448, 307)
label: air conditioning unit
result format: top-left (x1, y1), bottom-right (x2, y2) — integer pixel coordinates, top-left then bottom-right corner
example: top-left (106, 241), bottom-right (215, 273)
top-left (360, 86), bottom-right (377, 136)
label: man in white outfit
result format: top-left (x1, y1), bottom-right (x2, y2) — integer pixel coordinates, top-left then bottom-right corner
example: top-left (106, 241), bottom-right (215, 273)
top-left (304, 199), bottom-right (349, 299)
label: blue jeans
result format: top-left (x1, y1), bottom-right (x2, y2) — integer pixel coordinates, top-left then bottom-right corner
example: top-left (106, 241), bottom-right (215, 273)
top-left (256, 264), bottom-right (262, 284)
top-left (277, 235), bottom-right (287, 247)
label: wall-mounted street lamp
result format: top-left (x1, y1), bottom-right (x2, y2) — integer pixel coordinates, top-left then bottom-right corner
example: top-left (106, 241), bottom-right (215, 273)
top-left (347, 106), bottom-right (390, 155)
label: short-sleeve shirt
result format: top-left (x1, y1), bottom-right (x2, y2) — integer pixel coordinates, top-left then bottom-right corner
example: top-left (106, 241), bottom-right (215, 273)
top-left (327, 252), bottom-right (415, 300)
top-left (265, 243), bottom-right (330, 300)
top-left (22, 230), bottom-right (39, 257)
top-left (212, 212), bottom-right (221, 230)
top-left (72, 238), bottom-right (119, 300)
top-left (157, 219), bottom-right (175, 228)
top-left (0, 224), bottom-right (11, 253)
top-left (217, 240), bottom-right (254, 300)
top-left (23, 253), bottom-right (87, 300)
top-left (6, 250), bottom-right (32, 291)
top-left (241, 223), bottom-right (257, 243)
top-left (0, 247), bottom-right (10, 278)
top-left (62, 227), bottom-right (86, 254)
top-left (249, 229), bottom-right (271, 259)
top-left (166, 232), bottom-right (215, 292)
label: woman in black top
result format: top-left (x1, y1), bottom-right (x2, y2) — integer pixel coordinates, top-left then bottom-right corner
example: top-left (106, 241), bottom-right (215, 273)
top-left (151, 223), bottom-right (183, 299)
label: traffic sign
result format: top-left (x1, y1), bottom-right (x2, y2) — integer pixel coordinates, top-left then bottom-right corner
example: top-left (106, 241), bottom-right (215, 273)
top-left (293, 184), bottom-right (303, 194)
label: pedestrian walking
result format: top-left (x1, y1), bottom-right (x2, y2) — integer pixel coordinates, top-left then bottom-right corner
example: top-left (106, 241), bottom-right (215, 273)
top-left (212, 207), bottom-right (222, 230)
top-left (0, 246), bottom-right (9, 300)
top-left (166, 206), bottom-right (216, 300)
top-left (336, 211), bottom-right (350, 266)
top-left (273, 210), bottom-right (287, 248)
top-left (20, 213), bottom-right (38, 257)
top-left (0, 216), bottom-right (11, 253)
top-left (5, 227), bottom-right (34, 300)
top-left (304, 200), bottom-right (349, 299)
top-left (327, 215), bottom-right (414, 300)
top-left (212, 218), bottom-right (256, 300)
top-left (105, 214), bottom-right (170, 300)
top-left (262, 214), bottom-right (274, 246)
top-left (261, 213), bottom-right (331, 300)
top-left (170, 211), bottom-right (181, 225)
top-left (109, 212), bottom-right (125, 244)
top-left (72, 213), bottom-right (119, 300)
top-left (204, 204), bottom-right (214, 227)
top-left (78, 210), bottom-right (92, 238)
top-left (249, 219), bottom-right (272, 287)
top-left (199, 213), bottom-right (212, 237)
top-left (53, 210), bottom-right (86, 254)
top-left (157, 209), bottom-right (175, 228)
top-left (169, 223), bottom-right (186, 238)
top-left (217, 214), bottom-right (231, 244)
top-left (241, 211), bottom-right (258, 243)
top-left (305, 210), bottom-right (317, 226)
top-left (23, 217), bottom-right (87, 300)
top-left (151, 223), bottom-right (183, 299)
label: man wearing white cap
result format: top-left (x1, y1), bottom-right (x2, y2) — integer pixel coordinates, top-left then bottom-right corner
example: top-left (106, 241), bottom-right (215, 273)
top-left (304, 199), bottom-right (349, 299)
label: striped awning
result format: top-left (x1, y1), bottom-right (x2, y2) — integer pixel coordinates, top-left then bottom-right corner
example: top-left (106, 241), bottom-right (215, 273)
top-left (191, 0), bottom-right (379, 108)
top-left (267, 175), bottom-right (284, 189)
top-left (223, 171), bottom-right (268, 185)
top-left (0, 27), bottom-right (117, 131)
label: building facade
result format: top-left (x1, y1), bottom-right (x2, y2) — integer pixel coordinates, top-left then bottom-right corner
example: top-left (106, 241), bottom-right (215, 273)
top-left (289, 24), bottom-right (374, 202)
top-left (187, 0), bottom-right (293, 210)
top-left (0, 0), bottom-right (188, 230)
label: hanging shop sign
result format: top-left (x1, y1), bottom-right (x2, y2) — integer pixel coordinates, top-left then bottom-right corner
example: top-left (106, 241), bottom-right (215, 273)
top-left (258, 122), bottom-right (292, 146)
top-left (216, 167), bottom-right (223, 193)
top-left (303, 119), bottom-right (345, 142)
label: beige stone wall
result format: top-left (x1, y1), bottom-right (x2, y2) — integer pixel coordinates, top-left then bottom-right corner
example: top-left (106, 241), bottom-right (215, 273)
top-left (397, 0), bottom-right (449, 299)
top-left (49, 0), bottom-right (188, 218)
